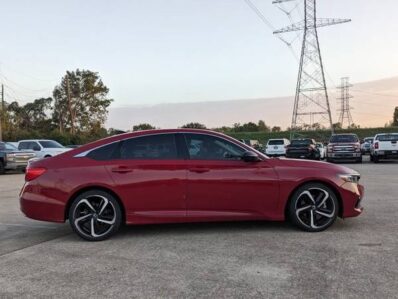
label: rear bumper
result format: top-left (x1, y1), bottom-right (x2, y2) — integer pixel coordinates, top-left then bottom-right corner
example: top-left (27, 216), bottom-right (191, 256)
top-left (373, 151), bottom-right (398, 160)
top-left (20, 184), bottom-right (65, 223)
top-left (286, 152), bottom-right (314, 159)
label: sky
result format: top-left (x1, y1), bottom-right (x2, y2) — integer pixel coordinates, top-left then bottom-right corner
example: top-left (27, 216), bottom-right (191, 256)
top-left (1, 0), bottom-right (398, 108)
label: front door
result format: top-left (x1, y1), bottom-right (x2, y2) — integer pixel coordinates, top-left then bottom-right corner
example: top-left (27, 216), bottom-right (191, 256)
top-left (182, 133), bottom-right (279, 220)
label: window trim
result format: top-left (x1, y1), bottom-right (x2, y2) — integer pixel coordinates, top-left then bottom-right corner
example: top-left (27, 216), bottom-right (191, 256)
top-left (75, 132), bottom-right (264, 161)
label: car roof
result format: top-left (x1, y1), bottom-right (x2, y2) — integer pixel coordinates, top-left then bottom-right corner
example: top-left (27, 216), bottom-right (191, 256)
top-left (18, 139), bottom-right (54, 142)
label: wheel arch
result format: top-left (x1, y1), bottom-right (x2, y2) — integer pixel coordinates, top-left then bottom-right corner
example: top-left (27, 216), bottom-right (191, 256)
top-left (284, 179), bottom-right (344, 219)
top-left (65, 185), bottom-right (126, 224)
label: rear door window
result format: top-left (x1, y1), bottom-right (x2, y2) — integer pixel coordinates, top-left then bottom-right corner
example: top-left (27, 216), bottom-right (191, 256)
top-left (87, 142), bottom-right (119, 161)
top-left (120, 134), bottom-right (178, 160)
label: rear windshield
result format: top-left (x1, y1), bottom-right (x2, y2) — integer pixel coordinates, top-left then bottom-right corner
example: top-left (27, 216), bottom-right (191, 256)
top-left (377, 134), bottom-right (398, 142)
top-left (330, 135), bottom-right (358, 143)
top-left (39, 141), bottom-right (64, 148)
top-left (291, 139), bottom-right (311, 146)
top-left (268, 140), bottom-right (284, 145)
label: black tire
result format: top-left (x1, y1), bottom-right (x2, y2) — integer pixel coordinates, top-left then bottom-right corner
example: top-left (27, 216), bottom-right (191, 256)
top-left (0, 160), bottom-right (5, 175)
top-left (288, 183), bottom-right (339, 232)
top-left (44, 155), bottom-right (52, 158)
top-left (69, 189), bottom-right (122, 241)
top-left (373, 156), bottom-right (379, 163)
top-left (326, 158), bottom-right (333, 163)
top-left (356, 157), bottom-right (362, 163)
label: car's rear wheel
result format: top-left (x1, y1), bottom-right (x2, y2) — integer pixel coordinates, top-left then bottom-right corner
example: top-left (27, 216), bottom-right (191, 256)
top-left (288, 183), bottom-right (339, 232)
top-left (69, 190), bottom-right (122, 241)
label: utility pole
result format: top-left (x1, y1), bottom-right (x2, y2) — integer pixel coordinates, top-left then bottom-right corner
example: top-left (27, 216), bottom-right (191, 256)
top-left (0, 84), bottom-right (3, 141)
top-left (273, 0), bottom-right (351, 138)
top-left (66, 75), bottom-right (75, 134)
top-left (337, 77), bottom-right (353, 128)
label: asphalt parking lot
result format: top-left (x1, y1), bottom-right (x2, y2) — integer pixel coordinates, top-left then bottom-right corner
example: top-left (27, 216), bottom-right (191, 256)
top-left (0, 157), bottom-right (397, 298)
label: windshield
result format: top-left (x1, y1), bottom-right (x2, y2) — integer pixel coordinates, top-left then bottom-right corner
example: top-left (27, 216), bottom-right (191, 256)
top-left (377, 134), bottom-right (398, 142)
top-left (39, 141), bottom-right (64, 148)
top-left (330, 135), bottom-right (358, 143)
top-left (364, 138), bottom-right (373, 143)
top-left (291, 139), bottom-right (311, 146)
top-left (268, 140), bottom-right (284, 145)
top-left (5, 143), bottom-right (17, 150)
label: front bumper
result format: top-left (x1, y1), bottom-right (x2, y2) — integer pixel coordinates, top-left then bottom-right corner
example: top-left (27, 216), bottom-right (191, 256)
top-left (328, 152), bottom-right (361, 159)
top-left (340, 182), bottom-right (364, 218)
top-left (5, 161), bottom-right (28, 171)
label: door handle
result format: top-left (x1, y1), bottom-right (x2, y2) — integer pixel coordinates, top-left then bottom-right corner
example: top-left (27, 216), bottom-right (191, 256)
top-left (189, 167), bottom-right (210, 173)
top-left (111, 166), bottom-right (133, 173)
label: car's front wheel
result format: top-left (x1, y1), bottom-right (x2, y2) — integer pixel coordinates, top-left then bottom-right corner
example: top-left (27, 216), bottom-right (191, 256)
top-left (69, 190), bottom-right (122, 241)
top-left (288, 183), bottom-right (339, 232)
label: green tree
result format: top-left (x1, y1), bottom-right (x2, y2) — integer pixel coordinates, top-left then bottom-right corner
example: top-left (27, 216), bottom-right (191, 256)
top-left (258, 120), bottom-right (270, 132)
top-left (7, 98), bottom-right (52, 131)
top-left (393, 107), bottom-right (398, 126)
top-left (332, 122), bottom-right (342, 130)
top-left (271, 126), bottom-right (281, 132)
top-left (53, 69), bottom-right (113, 134)
top-left (181, 122), bottom-right (207, 129)
top-left (132, 123), bottom-right (156, 131)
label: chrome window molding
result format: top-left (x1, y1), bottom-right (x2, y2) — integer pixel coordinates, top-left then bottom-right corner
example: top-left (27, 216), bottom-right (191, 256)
top-left (74, 131), bottom-right (266, 160)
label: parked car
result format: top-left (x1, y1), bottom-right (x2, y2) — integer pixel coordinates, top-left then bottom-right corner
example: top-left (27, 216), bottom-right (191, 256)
top-left (316, 143), bottom-right (326, 160)
top-left (286, 139), bottom-right (320, 160)
top-left (326, 134), bottom-right (362, 163)
top-left (265, 138), bottom-right (290, 157)
top-left (370, 133), bottom-right (398, 163)
top-left (20, 129), bottom-right (364, 240)
top-left (0, 142), bottom-right (36, 174)
top-left (18, 140), bottom-right (71, 158)
top-left (240, 139), bottom-right (262, 151)
top-left (66, 145), bottom-right (81, 149)
top-left (361, 137), bottom-right (374, 155)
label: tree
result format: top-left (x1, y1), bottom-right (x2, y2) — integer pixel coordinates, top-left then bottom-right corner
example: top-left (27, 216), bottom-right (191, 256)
top-left (132, 123), bottom-right (156, 131)
top-left (348, 123), bottom-right (360, 129)
top-left (332, 122), bottom-right (342, 130)
top-left (258, 120), bottom-right (270, 132)
top-left (393, 107), bottom-right (398, 126)
top-left (53, 69), bottom-right (113, 134)
top-left (271, 126), bottom-right (281, 133)
top-left (181, 122), bottom-right (207, 129)
top-left (7, 98), bottom-right (52, 131)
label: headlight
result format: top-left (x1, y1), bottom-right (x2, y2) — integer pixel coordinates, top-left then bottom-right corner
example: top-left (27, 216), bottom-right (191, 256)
top-left (339, 173), bottom-right (360, 183)
top-left (6, 153), bottom-right (16, 162)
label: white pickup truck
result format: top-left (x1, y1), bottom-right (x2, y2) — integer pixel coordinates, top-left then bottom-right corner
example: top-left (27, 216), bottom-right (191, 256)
top-left (371, 133), bottom-right (398, 163)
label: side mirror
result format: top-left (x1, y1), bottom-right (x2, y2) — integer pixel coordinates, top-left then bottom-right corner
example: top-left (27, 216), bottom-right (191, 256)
top-left (242, 151), bottom-right (261, 162)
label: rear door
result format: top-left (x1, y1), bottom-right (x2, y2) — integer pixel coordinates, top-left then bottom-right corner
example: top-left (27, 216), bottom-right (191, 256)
top-left (106, 133), bottom-right (187, 223)
top-left (182, 133), bottom-right (279, 220)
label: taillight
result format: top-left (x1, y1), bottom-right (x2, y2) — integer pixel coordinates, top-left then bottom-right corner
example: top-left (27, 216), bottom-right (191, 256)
top-left (374, 142), bottom-right (379, 149)
top-left (25, 167), bottom-right (46, 182)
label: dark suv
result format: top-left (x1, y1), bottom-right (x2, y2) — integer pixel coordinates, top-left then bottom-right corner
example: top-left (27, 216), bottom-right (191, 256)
top-left (286, 139), bottom-right (320, 160)
top-left (326, 134), bottom-right (362, 163)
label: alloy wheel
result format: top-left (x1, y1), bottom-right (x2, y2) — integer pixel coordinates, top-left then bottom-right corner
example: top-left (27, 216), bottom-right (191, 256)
top-left (294, 187), bottom-right (336, 230)
top-left (72, 195), bottom-right (117, 239)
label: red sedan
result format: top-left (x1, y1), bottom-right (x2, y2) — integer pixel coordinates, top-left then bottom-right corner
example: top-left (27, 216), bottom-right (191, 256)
top-left (20, 129), bottom-right (364, 241)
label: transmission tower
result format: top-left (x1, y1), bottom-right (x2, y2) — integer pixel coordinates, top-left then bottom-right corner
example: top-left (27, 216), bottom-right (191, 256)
top-left (337, 77), bottom-right (353, 128)
top-left (273, 0), bottom-right (351, 135)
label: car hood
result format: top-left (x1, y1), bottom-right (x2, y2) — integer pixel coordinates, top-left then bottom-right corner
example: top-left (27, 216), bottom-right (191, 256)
top-left (269, 158), bottom-right (356, 174)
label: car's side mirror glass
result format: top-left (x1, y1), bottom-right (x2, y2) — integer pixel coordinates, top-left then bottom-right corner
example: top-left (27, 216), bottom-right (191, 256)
top-left (242, 151), bottom-right (261, 162)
